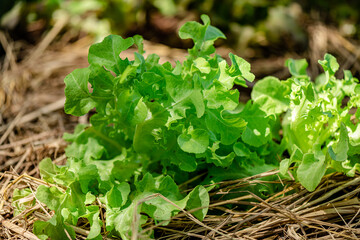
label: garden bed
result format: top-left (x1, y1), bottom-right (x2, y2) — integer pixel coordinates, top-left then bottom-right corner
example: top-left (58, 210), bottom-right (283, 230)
top-left (1, 16), bottom-right (360, 240)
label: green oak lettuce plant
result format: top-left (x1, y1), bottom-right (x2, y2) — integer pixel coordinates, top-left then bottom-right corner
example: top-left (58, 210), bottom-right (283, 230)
top-left (32, 15), bottom-right (279, 240)
top-left (253, 56), bottom-right (360, 191)
top-left (13, 15), bottom-right (360, 240)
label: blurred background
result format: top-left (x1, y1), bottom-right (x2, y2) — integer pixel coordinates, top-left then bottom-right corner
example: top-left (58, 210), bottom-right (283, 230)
top-left (1, 0), bottom-right (360, 125)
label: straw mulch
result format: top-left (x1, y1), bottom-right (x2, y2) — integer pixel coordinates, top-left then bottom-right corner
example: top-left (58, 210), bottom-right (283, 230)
top-left (1, 19), bottom-right (360, 239)
top-left (151, 172), bottom-right (360, 239)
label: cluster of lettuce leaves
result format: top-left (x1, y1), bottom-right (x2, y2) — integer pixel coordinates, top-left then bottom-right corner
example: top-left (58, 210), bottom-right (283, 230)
top-left (13, 15), bottom-right (360, 240)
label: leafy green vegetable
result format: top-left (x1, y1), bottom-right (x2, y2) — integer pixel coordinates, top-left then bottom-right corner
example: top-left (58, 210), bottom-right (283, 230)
top-left (12, 15), bottom-right (360, 239)
top-left (12, 188), bottom-right (35, 217)
top-left (178, 128), bottom-right (209, 154)
top-left (297, 147), bottom-right (327, 192)
top-left (179, 14), bottom-right (226, 57)
top-left (268, 56), bottom-right (360, 190)
top-left (64, 68), bottom-right (96, 116)
top-left (33, 15), bottom-right (275, 239)
top-left (252, 76), bottom-right (290, 115)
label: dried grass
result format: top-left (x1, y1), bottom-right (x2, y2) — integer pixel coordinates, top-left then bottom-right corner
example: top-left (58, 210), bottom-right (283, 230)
top-left (150, 172), bottom-right (360, 239)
